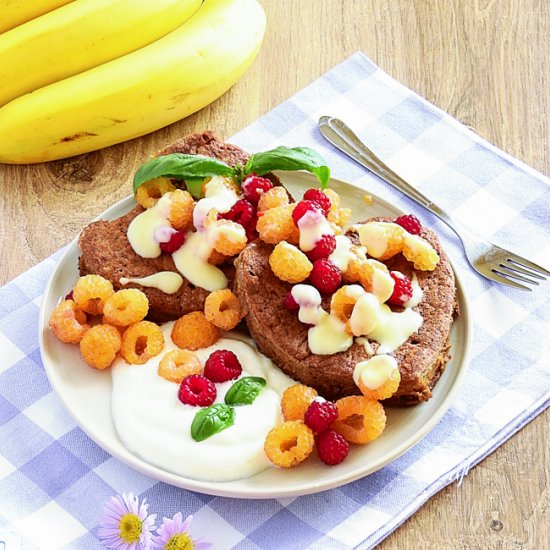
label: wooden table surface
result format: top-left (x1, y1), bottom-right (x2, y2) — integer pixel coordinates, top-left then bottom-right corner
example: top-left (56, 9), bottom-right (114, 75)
top-left (0, 1), bottom-right (548, 548)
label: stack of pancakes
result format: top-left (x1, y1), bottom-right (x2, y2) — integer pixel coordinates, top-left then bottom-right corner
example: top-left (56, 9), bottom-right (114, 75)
top-left (79, 132), bottom-right (458, 406)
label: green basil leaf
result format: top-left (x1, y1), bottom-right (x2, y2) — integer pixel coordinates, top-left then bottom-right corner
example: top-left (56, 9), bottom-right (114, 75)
top-left (191, 403), bottom-right (235, 442)
top-left (133, 153), bottom-right (235, 194)
top-left (224, 377), bottom-right (267, 406)
top-left (244, 146), bottom-right (330, 188)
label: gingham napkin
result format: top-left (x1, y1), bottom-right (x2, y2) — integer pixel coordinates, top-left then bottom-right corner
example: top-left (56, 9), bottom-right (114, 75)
top-left (1, 52), bottom-right (549, 550)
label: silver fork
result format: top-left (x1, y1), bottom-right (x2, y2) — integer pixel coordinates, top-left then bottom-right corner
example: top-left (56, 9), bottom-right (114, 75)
top-left (319, 115), bottom-right (549, 291)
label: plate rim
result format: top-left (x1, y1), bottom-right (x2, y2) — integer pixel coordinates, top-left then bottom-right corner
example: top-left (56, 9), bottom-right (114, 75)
top-left (38, 172), bottom-right (472, 499)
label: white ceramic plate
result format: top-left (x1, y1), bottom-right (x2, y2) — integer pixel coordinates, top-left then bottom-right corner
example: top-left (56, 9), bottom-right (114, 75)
top-left (39, 171), bottom-right (471, 499)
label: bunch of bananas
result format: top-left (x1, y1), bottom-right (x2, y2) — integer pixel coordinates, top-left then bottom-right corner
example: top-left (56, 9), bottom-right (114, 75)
top-left (0, 0), bottom-right (266, 163)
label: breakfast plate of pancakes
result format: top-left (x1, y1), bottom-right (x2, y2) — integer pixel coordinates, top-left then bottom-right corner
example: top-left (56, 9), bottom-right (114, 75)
top-left (39, 166), bottom-right (471, 498)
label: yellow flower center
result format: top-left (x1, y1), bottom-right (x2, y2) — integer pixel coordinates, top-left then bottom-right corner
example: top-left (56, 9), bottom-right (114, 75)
top-left (165, 532), bottom-right (194, 550)
top-left (119, 513), bottom-right (143, 544)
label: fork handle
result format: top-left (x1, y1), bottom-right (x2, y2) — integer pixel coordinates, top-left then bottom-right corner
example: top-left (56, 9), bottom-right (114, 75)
top-left (319, 117), bottom-right (467, 238)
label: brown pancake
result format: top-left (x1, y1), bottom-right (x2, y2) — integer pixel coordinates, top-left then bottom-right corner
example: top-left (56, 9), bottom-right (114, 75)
top-left (78, 131), bottom-right (248, 323)
top-left (234, 222), bottom-right (457, 405)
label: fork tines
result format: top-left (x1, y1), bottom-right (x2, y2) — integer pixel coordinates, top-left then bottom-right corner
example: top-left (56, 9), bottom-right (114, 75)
top-left (493, 256), bottom-right (549, 290)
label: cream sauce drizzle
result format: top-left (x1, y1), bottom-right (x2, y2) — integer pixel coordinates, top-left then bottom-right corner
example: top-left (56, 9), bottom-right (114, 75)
top-left (298, 210), bottom-right (333, 252)
top-left (127, 193), bottom-right (172, 258)
top-left (328, 235), bottom-right (354, 271)
top-left (353, 355), bottom-right (398, 389)
top-left (354, 221), bottom-right (400, 258)
top-left (308, 314), bottom-right (353, 355)
top-left (291, 284), bottom-right (352, 354)
top-left (192, 177), bottom-right (238, 230)
top-left (291, 276), bottom-right (424, 356)
top-left (119, 272), bottom-right (184, 294)
top-left (172, 231), bottom-right (228, 292)
top-left (127, 176), bottom-right (239, 293)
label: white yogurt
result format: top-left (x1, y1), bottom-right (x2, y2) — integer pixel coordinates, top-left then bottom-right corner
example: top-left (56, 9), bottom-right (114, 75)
top-left (111, 324), bottom-right (296, 482)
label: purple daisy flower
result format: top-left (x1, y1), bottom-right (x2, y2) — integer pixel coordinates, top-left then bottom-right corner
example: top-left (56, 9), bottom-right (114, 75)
top-left (152, 513), bottom-right (211, 550)
top-left (98, 493), bottom-right (157, 550)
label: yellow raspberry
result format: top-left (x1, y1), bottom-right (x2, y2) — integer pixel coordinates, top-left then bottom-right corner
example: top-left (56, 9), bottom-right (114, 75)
top-left (121, 321), bottom-right (164, 365)
top-left (204, 289), bottom-right (242, 331)
top-left (168, 189), bottom-right (194, 230)
top-left (330, 286), bottom-right (363, 327)
top-left (356, 221), bottom-right (404, 261)
top-left (356, 258), bottom-right (394, 302)
top-left (281, 384), bottom-right (318, 421)
top-left (269, 241), bottom-right (313, 283)
top-left (356, 357), bottom-right (401, 401)
top-left (338, 207), bottom-right (352, 225)
top-left (171, 311), bottom-right (219, 350)
top-left (329, 207), bottom-right (352, 229)
top-left (103, 289), bottom-right (149, 327)
top-left (135, 178), bottom-right (176, 208)
top-left (80, 324), bottom-right (121, 370)
top-left (264, 420), bottom-right (315, 468)
top-left (73, 274), bottom-right (114, 315)
top-left (342, 245), bottom-right (368, 283)
top-left (323, 188), bottom-right (341, 211)
top-left (158, 349), bottom-right (202, 383)
top-left (49, 300), bottom-right (89, 344)
top-left (357, 260), bottom-right (394, 302)
top-left (344, 248), bottom-right (390, 294)
top-left (329, 221), bottom-right (343, 235)
top-left (402, 234), bottom-right (440, 271)
top-left (208, 250), bottom-right (230, 266)
top-left (258, 187), bottom-right (289, 211)
top-left (257, 204), bottom-right (296, 244)
top-left (332, 396), bottom-right (386, 444)
top-left (287, 225), bottom-right (301, 245)
top-left (213, 220), bottom-right (247, 257)
top-left (323, 189), bottom-right (350, 228)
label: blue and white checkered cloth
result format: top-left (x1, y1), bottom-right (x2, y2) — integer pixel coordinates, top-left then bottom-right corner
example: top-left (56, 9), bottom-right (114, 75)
top-left (1, 52), bottom-right (549, 549)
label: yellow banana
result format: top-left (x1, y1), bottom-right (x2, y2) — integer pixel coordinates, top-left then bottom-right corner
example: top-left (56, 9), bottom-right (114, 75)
top-left (0, 0), bottom-right (202, 107)
top-left (0, 0), bottom-right (74, 34)
top-left (0, 0), bottom-right (266, 164)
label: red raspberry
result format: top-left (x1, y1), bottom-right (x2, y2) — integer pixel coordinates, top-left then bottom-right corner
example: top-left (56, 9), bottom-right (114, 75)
top-left (245, 217), bottom-right (259, 242)
top-left (219, 198), bottom-right (256, 229)
top-left (306, 234), bottom-right (336, 262)
top-left (303, 189), bottom-right (331, 216)
top-left (395, 214), bottom-right (422, 235)
top-left (204, 350), bottom-right (242, 383)
top-left (284, 291), bottom-right (299, 312)
top-left (64, 290), bottom-right (74, 301)
top-left (387, 271), bottom-right (413, 306)
top-left (246, 228), bottom-right (258, 242)
top-left (241, 175), bottom-right (273, 204)
top-left (304, 399), bottom-right (338, 434)
top-left (178, 374), bottom-right (217, 407)
top-left (292, 200), bottom-right (323, 226)
top-left (159, 228), bottom-right (186, 253)
top-left (309, 259), bottom-right (342, 294)
top-left (316, 430), bottom-right (350, 465)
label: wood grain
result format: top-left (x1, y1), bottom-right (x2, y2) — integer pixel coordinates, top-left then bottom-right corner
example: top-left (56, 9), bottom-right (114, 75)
top-left (0, 1), bottom-right (548, 547)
